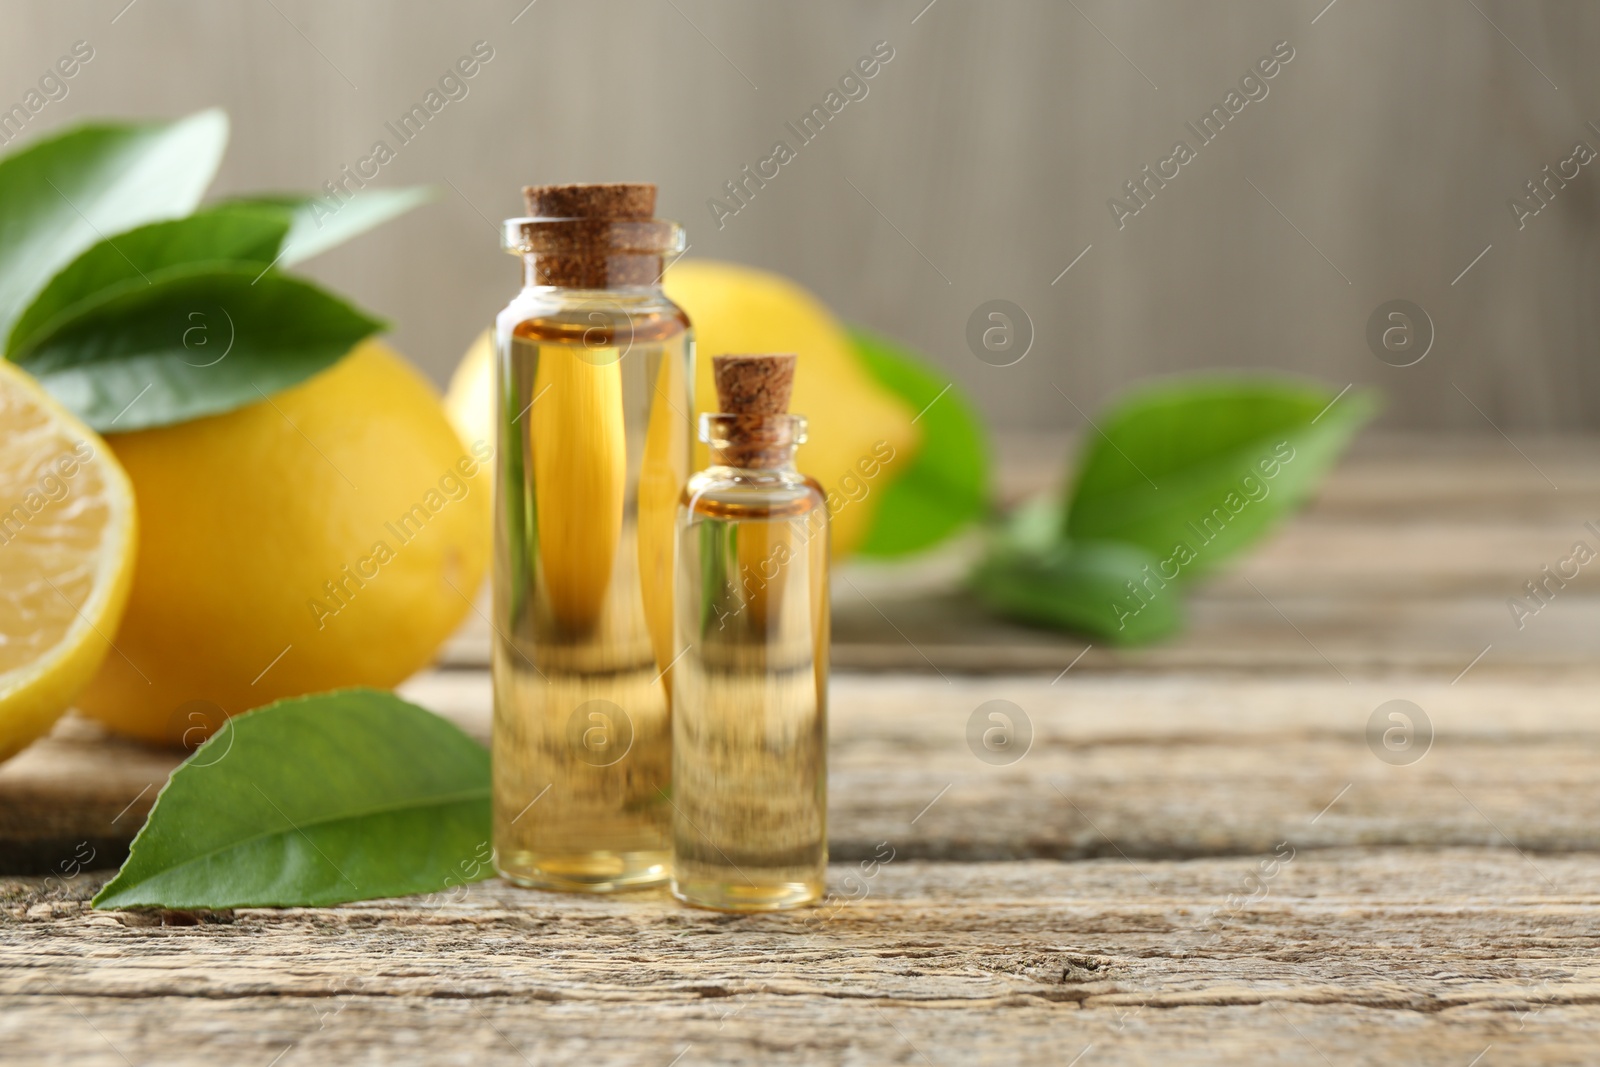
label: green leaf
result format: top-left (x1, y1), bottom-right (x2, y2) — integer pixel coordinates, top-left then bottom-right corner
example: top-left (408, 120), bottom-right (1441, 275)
top-left (222, 187), bottom-right (435, 266)
top-left (972, 532), bottom-right (1182, 644)
top-left (13, 264), bottom-right (384, 431)
top-left (967, 377), bottom-right (1377, 644)
top-left (7, 204), bottom-right (289, 354)
top-left (849, 326), bottom-right (991, 557)
top-left (0, 109), bottom-right (228, 343)
top-left (94, 689), bottom-right (492, 910)
top-left (1063, 377), bottom-right (1378, 576)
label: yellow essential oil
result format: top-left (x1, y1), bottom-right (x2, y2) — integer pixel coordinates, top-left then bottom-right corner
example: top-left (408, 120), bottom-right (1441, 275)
top-left (671, 354), bottom-right (828, 911)
top-left (491, 183), bottom-right (693, 892)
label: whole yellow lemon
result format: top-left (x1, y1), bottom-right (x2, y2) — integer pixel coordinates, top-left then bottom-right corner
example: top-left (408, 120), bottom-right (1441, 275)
top-left (444, 327), bottom-right (493, 454)
top-left (76, 340), bottom-right (491, 745)
top-left (666, 260), bottom-right (921, 555)
top-left (443, 260), bottom-right (920, 556)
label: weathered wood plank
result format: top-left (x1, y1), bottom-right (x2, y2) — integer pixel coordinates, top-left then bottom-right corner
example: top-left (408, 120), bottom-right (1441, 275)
top-left (9, 997), bottom-right (1592, 1067)
top-left (825, 586), bottom-right (1600, 675)
top-left (447, 537), bottom-right (1600, 673)
top-left (0, 722), bottom-right (174, 877)
top-left (427, 437), bottom-right (1600, 674)
top-left (8, 672), bottom-right (1600, 873)
top-left (5, 849), bottom-right (1598, 1065)
top-left (399, 672), bottom-right (1600, 862)
top-left (4, 444), bottom-right (1595, 1063)
top-left (18, 444), bottom-right (1599, 867)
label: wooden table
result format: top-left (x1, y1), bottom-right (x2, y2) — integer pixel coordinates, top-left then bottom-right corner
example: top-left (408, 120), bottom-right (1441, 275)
top-left (5, 436), bottom-right (1600, 1065)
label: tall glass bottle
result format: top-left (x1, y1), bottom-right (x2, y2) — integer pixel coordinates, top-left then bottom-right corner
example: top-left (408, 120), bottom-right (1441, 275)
top-left (492, 183), bottom-right (693, 892)
top-left (672, 354), bottom-right (829, 911)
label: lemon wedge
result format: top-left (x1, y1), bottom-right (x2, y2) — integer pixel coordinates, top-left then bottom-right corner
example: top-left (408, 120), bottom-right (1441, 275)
top-left (0, 360), bottom-right (136, 761)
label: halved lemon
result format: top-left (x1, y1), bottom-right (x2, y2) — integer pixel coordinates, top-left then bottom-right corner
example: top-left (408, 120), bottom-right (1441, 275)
top-left (0, 360), bottom-right (136, 761)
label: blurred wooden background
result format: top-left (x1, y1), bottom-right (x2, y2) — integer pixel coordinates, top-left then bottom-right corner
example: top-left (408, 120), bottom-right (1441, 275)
top-left (3, 0), bottom-right (1598, 431)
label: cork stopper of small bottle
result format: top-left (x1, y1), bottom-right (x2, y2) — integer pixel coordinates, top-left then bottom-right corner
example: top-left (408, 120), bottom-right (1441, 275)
top-left (522, 182), bottom-right (657, 220)
top-left (517, 182), bottom-right (661, 287)
top-left (713, 353), bottom-right (798, 468)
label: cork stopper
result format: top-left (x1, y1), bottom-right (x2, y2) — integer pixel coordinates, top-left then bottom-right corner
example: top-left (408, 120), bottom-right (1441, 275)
top-left (522, 182), bottom-right (656, 220)
top-left (714, 353), bottom-right (796, 416)
top-left (514, 182), bottom-right (664, 287)
top-left (711, 354), bottom-right (798, 468)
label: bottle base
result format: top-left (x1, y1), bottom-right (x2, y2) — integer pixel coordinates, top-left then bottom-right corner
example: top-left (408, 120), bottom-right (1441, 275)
top-left (670, 878), bottom-right (823, 912)
top-left (497, 849), bottom-right (670, 894)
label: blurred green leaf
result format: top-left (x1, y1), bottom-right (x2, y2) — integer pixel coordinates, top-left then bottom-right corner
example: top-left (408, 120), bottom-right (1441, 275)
top-left (13, 265), bottom-right (383, 431)
top-left (972, 533), bottom-right (1182, 645)
top-left (967, 376), bottom-right (1376, 645)
top-left (0, 109), bottom-right (228, 342)
top-left (222, 187), bottom-right (434, 266)
top-left (1064, 377), bottom-right (1378, 576)
top-left (94, 689), bottom-right (492, 910)
top-left (7, 205), bottom-right (288, 354)
top-left (850, 326), bottom-right (990, 557)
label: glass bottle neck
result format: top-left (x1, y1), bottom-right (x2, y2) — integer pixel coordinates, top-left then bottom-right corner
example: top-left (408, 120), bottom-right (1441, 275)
top-left (520, 259), bottom-right (668, 292)
top-left (705, 447), bottom-right (801, 475)
top-left (699, 413), bottom-right (807, 473)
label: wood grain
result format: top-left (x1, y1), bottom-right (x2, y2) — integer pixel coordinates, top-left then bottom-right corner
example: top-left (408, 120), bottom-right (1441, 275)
top-left (5, 445), bottom-right (1599, 1063)
top-left (405, 671), bottom-right (1600, 862)
top-left (420, 435), bottom-right (1600, 675)
top-left (8, 670), bottom-right (1600, 871)
top-left (5, 851), bottom-right (1598, 1066)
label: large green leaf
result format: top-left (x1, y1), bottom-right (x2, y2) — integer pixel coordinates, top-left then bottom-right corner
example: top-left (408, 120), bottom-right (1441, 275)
top-left (94, 690), bottom-right (492, 910)
top-left (1063, 377), bottom-right (1378, 575)
top-left (972, 495), bottom-right (1182, 643)
top-left (222, 186), bottom-right (434, 266)
top-left (973, 536), bottom-right (1183, 644)
top-left (7, 205), bottom-right (288, 354)
top-left (850, 326), bottom-right (991, 557)
top-left (12, 264), bottom-right (384, 431)
top-left (0, 109), bottom-right (228, 342)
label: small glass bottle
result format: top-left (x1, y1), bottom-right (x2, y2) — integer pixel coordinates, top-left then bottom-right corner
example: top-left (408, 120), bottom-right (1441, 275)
top-left (492, 183), bottom-right (693, 892)
top-left (671, 353), bottom-right (829, 911)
